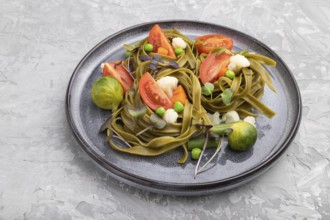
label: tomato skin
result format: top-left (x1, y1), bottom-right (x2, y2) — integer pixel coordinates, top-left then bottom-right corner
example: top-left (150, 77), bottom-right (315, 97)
top-left (138, 72), bottom-right (173, 111)
top-left (195, 34), bottom-right (234, 54)
top-left (148, 24), bottom-right (176, 58)
top-left (199, 52), bottom-right (231, 85)
top-left (102, 61), bottom-right (133, 92)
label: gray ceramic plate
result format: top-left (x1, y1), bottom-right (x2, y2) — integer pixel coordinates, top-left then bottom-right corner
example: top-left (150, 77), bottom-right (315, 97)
top-left (66, 20), bottom-right (301, 196)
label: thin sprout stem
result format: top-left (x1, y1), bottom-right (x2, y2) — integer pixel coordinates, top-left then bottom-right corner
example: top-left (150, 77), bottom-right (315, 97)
top-left (123, 58), bottom-right (135, 81)
top-left (136, 126), bottom-right (153, 136)
top-left (110, 127), bottom-right (132, 148)
top-left (126, 56), bottom-right (131, 73)
top-left (197, 138), bottom-right (224, 174)
top-left (194, 131), bottom-right (209, 179)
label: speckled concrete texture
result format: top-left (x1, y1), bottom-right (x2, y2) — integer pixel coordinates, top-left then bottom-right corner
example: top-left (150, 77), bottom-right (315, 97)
top-left (0, 0), bottom-right (329, 219)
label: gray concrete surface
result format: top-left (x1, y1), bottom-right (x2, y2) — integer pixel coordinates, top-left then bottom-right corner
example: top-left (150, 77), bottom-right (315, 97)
top-left (0, 0), bottom-right (329, 219)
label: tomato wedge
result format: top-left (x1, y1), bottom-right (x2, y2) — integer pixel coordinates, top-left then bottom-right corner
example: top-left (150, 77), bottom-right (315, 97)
top-left (102, 61), bottom-right (133, 92)
top-left (138, 72), bottom-right (172, 110)
top-left (195, 34), bottom-right (234, 54)
top-left (148, 24), bottom-right (176, 58)
top-left (199, 52), bottom-right (231, 84)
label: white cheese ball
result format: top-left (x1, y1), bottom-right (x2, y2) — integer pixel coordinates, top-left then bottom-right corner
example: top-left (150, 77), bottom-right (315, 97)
top-left (243, 116), bottom-right (256, 127)
top-left (222, 111), bottom-right (240, 124)
top-left (172, 37), bottom-right (187, 49)
top-left (228, 54), bottom-right (250, 73)
top-left (156, 76), bottom-right (178, 98)
top-left (163, 109), bottom-right (179, 123)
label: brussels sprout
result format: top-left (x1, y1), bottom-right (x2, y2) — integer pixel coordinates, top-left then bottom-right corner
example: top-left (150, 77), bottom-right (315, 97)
top-left (91, 76), bottom-right (123, 110)
top-left (194, 121), bottom-right (257, 176)
top-left (210, 121), bottom-right (257, 151)
top-left (227, 122), bottom-right (257, 151)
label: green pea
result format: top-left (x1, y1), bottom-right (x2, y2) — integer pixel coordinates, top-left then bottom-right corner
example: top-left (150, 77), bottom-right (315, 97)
top-left (191, 148), bottom-right (202, 160)
top-left (125, 50), bottom-right (132, 58)
top-left (175, 47), bottom-right (184, 55)
top-left (144, 44), bottom-right (153, 52)
top-left (225, 70), bottom-right (235, 80)
top-left (155, 107), bottom-right (165, 117)
top-left (173, 101), bottom-right (184, 113)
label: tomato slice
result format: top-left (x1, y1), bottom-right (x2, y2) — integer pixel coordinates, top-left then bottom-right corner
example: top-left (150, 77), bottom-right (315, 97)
top-left (102, 61), bottom-right (133, 92)
top-left (195, 34), bottom-right (234, 54)
top-left (138, 72), bottom-right (173, 111)
top-left (148, 24), bottom-right (176, 58)
top-left (199, 52), bottom-right (231, 84)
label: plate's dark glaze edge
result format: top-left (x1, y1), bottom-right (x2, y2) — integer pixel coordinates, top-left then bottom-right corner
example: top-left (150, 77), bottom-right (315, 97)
top-left (65, 20), bottom-right (302, 195)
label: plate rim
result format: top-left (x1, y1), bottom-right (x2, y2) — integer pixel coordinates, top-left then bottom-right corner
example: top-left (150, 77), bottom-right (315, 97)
top-left (65, 19), bottom-right (302, 195)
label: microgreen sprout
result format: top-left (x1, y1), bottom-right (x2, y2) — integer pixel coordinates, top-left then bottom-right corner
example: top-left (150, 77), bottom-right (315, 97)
top-left (136, 113), bottom-right (166, 136)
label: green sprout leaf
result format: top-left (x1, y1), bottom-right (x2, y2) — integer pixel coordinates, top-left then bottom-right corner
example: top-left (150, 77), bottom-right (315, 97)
top-left (149, 113), bottom-right (166, 129)
top-left (221, 88), bottom-right (233, 106)
top-left (240, 50), bottom-right (249, 55)
top-left (136, 113), bottom-right (166, 136)
top-left (127, 104), bottom-right (147, 118)
top-left (123, 44), bottom-right (138, 52)
top-left (215, 48), bottom-right (227, 56)
top-left (201, 83), bottom-right (214, 96)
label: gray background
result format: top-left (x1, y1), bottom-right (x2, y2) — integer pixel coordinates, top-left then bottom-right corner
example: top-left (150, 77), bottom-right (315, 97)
top-left (0, 0), bottom-right (329, 219)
